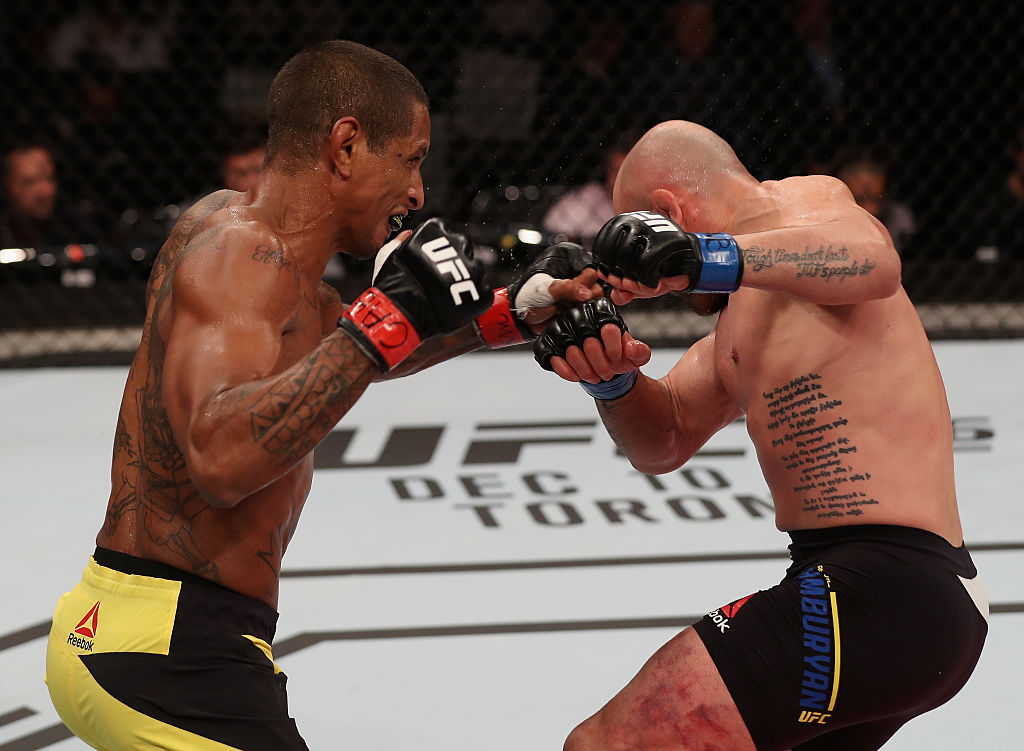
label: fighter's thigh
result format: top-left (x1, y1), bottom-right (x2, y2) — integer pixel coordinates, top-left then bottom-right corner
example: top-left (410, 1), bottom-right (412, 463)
top-left (565, 627), bottom-right (757, 751)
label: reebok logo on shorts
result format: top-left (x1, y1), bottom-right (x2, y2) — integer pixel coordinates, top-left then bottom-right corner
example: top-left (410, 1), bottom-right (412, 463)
top-left (706, 593), bottom-right (756, 633)
top-left (67, 601), bottom-right (100, 651)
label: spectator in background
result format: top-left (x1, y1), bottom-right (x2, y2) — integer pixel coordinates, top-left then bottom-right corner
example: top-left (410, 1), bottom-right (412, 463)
top-left (0, 141), bottom-right (102, 249)
top-left (654, 0), bottom-right (744, 134)
top-left (536, 11), bottom-right (630, 185)
top-left (172, 127), bottom-right (267, 217)
top-left (969, 125), bottom-right (1024, 261)
top-left (791, 0), bottom-right (845, 124)
top-left (838, 155), bottom-right (916, 253)
top-left (117, 128), bottom-right (268, 255)
top-left (47, 0), bottom-right (177, 73)
top-left (219, 129), bottom-right (267, 194)
top-left (542, 134), bottom-right (634, 247)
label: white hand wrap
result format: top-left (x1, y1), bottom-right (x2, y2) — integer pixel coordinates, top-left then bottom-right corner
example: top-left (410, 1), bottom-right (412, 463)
top-left (511, 273), bottom-right (555, 318)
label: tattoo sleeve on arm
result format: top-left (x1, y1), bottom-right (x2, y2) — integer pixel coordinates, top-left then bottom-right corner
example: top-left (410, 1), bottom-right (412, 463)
top-left (248, 334), bottom-right (375, 464)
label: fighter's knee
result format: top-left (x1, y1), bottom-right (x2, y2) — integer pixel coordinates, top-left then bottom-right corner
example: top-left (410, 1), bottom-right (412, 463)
top-left (564, 715), bottom-right (631, 751)
top-left (563, 720), bottom-right (592, 751)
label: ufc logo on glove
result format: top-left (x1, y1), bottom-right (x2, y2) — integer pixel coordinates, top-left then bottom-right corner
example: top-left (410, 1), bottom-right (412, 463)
top-left (627, 211), bottom-right (679, 233)
top-left (421, 236), bottom-right (481, 305)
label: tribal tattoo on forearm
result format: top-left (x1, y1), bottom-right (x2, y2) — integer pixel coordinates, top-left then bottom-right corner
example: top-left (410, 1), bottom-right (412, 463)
top-left (248, 334), bottom-right (375, 464)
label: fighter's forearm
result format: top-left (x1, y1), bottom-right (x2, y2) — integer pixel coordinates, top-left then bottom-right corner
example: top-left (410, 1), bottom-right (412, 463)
top-left (191, 331), bottom-right (376, 506)
top-left (736, 218), bottom-right (900, 304)
top-left (377, 324), bottom-right (486, 380)
top-left (593, 375), bottom-right (695, 475)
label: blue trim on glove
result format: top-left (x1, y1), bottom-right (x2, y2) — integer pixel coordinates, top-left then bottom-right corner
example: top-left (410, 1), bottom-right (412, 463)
top-left (580, 370), bottom-right (639, 400)
top-left (692, 233), bottom-right (742, 293)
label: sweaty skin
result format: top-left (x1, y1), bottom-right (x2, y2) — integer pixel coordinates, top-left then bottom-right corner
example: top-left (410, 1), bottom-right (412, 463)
top-left (97, 101), bottom-right (434, 607)
top-left (552, 120), bottom-right (967, 751)
top-left (97, 188), bottom-right (379, 608)
top-left (599, 173), bottom-right (960, 546)
top-left (97, 103), bottom-right (599, 609)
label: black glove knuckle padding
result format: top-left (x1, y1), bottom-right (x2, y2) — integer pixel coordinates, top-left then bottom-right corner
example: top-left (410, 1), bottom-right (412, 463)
top-left (375, 217), bottom-right (493, 337)
top-left (533, 297), bottom-right (627, 371)
top-left (594, 213), bottom-right (699, 288)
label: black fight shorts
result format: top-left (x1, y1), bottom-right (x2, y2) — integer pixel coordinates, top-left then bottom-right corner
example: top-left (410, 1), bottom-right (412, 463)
top-left (46, 547), bottom-right (309, 751)
top-left (693, 524), bottom-right (988, 751)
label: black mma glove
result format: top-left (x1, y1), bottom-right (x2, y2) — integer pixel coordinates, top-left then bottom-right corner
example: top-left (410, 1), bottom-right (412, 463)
top-left (533, 298), bottom-right (638, 400)
top-left (339, 218), bottom-right (493, 371)
top-left (593, 211), bottom-right (743, 293)
top-left (475, 241), bottom-right (598, 348)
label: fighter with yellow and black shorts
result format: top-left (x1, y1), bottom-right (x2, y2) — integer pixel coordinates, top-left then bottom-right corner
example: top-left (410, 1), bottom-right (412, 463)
top-left (46, 548), bottom-right (308, 751)
top-left (693, 524), bottom-right (989, 751)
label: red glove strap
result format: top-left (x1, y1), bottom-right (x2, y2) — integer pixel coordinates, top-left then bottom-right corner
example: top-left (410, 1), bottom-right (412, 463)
top-left (475, 287), bottom-right (528, 348)
top-left (342, 288), bottom-right (422, 369)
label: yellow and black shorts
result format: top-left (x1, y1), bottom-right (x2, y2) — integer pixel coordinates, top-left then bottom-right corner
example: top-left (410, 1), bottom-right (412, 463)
top-left (46, 547), bottom-right (309, 750)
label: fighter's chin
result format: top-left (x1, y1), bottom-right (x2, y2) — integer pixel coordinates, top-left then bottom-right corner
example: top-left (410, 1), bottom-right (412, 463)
top-left (684, 292), bottom-right (730, 316)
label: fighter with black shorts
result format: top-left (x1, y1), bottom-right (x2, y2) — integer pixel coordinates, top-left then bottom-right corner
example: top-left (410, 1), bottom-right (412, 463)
top-left (694, 525), bottom-right (988, 750)
top-left (535, 121), bottom-right (990, 750)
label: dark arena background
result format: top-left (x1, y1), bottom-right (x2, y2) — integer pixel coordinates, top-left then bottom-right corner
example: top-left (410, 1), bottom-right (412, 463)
top-left (1, 0), bottom-right (1022, 363)
top-left (2, 3), bottom-right (1022, 751)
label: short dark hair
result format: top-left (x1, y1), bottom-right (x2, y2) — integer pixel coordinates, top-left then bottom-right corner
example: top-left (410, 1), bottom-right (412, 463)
top-left (266, 40), bottom-right (428, 169)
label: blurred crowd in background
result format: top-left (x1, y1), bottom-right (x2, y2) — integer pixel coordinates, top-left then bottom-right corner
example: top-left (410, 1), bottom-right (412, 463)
top-left (1, 0), bottom-right (1022, 331)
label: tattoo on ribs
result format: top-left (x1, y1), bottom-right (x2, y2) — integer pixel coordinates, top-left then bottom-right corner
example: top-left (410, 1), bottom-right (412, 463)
top-left (743, 245), bottom-right (877, 282)
top-left (762, 373), bottom-right (879, 519)
top-left (256, 528), bottom-right (283, 576)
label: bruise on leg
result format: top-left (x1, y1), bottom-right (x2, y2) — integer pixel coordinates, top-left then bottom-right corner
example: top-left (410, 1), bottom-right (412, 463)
top-left (595, 628), bottom-right (758, 751)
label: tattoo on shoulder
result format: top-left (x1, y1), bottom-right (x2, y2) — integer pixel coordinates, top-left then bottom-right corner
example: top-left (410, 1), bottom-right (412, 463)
top-left (743, 245), bottom-right (877, 282)
top-left (761, 372), bottom-right (880, 520)
top-left (252, 244), bottom-right (293, 269)
top-left (251, 243), bottom-right (318, 309)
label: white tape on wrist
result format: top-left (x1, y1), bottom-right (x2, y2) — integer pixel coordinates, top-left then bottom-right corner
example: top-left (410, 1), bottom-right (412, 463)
top-left (512, 273), bottom-right (555, 318)
top-left (372, 231), bottom-right (411, 282)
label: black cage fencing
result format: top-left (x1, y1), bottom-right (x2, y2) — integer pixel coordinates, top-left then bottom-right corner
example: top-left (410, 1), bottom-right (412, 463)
top-left (2, 1), bottom-right (1022, 366)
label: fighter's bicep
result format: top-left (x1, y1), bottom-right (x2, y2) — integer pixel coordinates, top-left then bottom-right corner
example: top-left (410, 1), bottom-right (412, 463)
top-left (162, 231), bottom-right (298, 441)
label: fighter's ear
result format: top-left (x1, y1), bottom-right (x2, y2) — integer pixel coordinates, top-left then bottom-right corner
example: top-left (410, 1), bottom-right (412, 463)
top-left (651, 188), bottom-right (684, 226)
top-left (329, 117), bottom-right (360, 178)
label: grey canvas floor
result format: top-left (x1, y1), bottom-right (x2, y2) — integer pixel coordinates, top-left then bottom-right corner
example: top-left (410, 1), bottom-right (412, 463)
top-left (2, 341), bottom-right (1021, 750)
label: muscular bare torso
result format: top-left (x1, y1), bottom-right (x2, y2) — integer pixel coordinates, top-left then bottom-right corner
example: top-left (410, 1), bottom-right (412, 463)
top-left (96, 190), bottom-right (344, 607)
top-left (710, 178), bottom-right (962, 545)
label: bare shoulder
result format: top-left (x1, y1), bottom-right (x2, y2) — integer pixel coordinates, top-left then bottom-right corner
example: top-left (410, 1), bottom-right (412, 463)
top-left (164, 190), bottom-right (239, 253)
top-left (773, 175), bottom-right (857, 208)
top-left (173, 215), bottom-right (302, 322)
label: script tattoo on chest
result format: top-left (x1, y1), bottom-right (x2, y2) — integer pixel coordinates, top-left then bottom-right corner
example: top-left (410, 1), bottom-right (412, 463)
top-left (762, 373), bottom-right (880, 519)
top-left (743, 244), bottom-right (877, 282)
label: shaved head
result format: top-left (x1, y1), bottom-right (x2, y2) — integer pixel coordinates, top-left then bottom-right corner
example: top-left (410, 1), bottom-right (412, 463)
top-left (614, 120), bottom-right (751, 212)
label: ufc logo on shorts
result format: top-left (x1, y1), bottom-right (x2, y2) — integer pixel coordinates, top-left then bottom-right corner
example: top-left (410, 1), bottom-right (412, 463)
top-left (421, 236), bottom-right (481, 305)
top-left (628, 211), bottom-right (678, 232)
